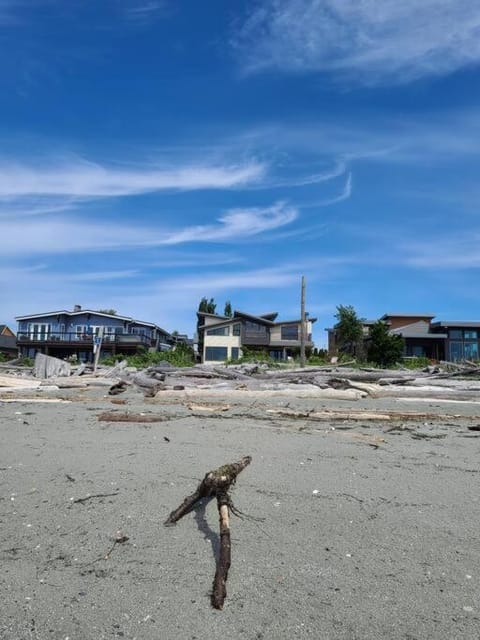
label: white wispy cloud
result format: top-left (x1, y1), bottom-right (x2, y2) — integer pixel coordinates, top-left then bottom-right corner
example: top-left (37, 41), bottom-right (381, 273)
top-left (243, 159), bottom-right (347, 190)
top-left (162, 201), bottom-right (298, 244)
top-left (302, 172), bottom-right (352, 207)
top-left (0, 157), bottom-right (265, 197)
top-left (403, 233), bottom-right (480, 269)
top-left (0, 201), bottom-right (297, 255)
top-left (154, 267), bottom-right (300, 296)
top-left (67, 270), bottom-right (140, 282)
top-left (234, 0), bottom-right (480, 84)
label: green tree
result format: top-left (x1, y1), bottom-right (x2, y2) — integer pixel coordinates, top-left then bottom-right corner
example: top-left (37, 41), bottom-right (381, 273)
top-left (224, 300), bottom-right (232, 317)
top-left (367, 321), bottom-right (405, 367)
top-left (198, 297), bottom-right (217, 314)
top-left (334, 305), bottom-right (364, 358)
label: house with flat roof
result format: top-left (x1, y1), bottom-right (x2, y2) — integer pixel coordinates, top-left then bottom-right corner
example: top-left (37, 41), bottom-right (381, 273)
top-left (15, 305), bottom-right (175, 362)
top-left (327, 312), bottom-right (480, 362)
top-left (197, 309), bottom-right (316, 363)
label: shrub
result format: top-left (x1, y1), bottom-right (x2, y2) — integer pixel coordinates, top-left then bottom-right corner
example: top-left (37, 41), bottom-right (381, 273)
top-left (100, 343), bottom-right (195, 369)
top-left (367, 321), bottom-right (405, 367)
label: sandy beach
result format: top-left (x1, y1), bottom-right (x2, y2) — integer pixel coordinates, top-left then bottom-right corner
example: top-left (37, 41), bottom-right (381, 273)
top-left (1, 385), bottom-right (479, 639)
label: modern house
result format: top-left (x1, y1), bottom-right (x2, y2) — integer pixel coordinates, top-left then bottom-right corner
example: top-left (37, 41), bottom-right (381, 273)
top-left (327, 312), bottom-right (480, 362)
top-left (197, 309), bottom-right (316, 363)
top-left (15, 305), bottom-right (175, 362)
top-left (0, 325), bottom-right (17, 358)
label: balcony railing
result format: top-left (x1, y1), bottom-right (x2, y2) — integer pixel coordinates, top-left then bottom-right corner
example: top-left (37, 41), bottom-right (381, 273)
top-left (17, 331), bottom-right (154, 347)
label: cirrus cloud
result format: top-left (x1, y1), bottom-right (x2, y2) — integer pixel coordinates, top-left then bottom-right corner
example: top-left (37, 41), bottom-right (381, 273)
top-left (234, 0), bottom-right (480, 85)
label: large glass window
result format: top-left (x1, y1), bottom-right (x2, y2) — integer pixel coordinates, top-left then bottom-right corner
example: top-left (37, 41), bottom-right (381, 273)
top-left (233, 323), bottom-right (241, 336)
top-left (231, 347), bottom-right (239, 360)
top-left (205, 347), bottom-right (228, 361)
top-left (464, 342), bottom-right (479, 360)
top-left (281, 325), bottom-right (299, 340)
top-left (206, 326), bottom-right (230, 336)
top-left (464, 330), bottom-right (478, 339)
top-left (449, 342), bottom-right (464, 361)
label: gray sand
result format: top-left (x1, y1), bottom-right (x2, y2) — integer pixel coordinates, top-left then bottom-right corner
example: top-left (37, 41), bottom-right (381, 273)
top-left (1, 387), bottom-right (479, 639)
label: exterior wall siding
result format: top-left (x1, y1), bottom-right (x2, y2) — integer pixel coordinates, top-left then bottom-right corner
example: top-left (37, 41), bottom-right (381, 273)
top-left (203, 333), bottom-right (241, 363)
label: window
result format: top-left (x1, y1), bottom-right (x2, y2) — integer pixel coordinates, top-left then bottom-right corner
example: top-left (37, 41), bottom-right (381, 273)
top-left (449, 329), bottom-right (463, 339)
top-left (233, 323), bottom-right (241, 336)
top-left (206, 326), bottom-right (230, 336)
top-left (205, 347), bottom-right (228, 361)
top-left (449, 342), bottom-right (464, 361)
top-left (75, 325), bottom-right (87, 340)
top-left (464, 330), bottom-right (478, 339)
top-left (29, 323), bottom-right (51, 340)
top-left (411, 345), bottom-right (425, 357)
top-left (231, 347), bottom-right (239, 360)
top-left (245, 321), bottom-right (267, 334)
top-left (281, 325), bottom-right (299, 340)
top-left (104, 326), bottom-right (116, 342)
top-left (464, 342), bottom-right (479, 360)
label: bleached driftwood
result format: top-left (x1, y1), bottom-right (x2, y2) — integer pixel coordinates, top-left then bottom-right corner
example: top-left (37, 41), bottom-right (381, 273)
top-left (34, 353), bottom-right (71, 379)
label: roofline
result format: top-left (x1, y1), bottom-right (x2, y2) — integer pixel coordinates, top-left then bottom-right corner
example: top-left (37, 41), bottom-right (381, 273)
top-left (196, 311), bottom-right (229, 319)
top-left (16, 309), bottom-right (134, 322)
top-left (15, 309), bottom-right (171, 334)
top-left (381, 313), bottom-right (436, 320)
top-left (392, 332), bottom-right (448, 339)
top-left (232, 310), bottom-right (275, 325)
top-left (431, 321), bottom-right (480, 328)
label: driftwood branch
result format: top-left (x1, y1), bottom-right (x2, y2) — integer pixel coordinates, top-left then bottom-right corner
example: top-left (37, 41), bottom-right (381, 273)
top-left (164, 456), bottom-right (252, 609)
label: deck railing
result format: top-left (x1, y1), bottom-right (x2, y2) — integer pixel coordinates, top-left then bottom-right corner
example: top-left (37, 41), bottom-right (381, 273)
top-left (16, 332), bottom-right (154, 347)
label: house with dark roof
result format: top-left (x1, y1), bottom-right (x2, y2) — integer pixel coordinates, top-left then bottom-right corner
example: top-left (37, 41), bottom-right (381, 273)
top-left (197, 309), bottom-right (316, 363)
top-left (0, 325), bottom-right (17, 358)
top-left (15, 305), bottom-right (175, 362)
top-left (327, 313), bottom-right (480, 362)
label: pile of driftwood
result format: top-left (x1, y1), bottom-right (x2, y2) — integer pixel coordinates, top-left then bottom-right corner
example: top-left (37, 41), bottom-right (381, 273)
top-left (2, 354), bottom-right (480, 403)
top-left (103, 360), bottom-right (480, 403)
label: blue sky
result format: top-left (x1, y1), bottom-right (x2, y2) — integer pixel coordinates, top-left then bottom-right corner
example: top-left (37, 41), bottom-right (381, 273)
top-left (2, 0), bottom-right (480, 346)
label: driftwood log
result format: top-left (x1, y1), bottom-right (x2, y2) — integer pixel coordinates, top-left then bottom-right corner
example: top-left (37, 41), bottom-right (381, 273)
top-left (164, 455), bottom-right (252, 609)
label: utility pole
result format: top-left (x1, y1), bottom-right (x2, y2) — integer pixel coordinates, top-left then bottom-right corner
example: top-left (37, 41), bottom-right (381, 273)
top-left (300, 275), bottom-right (306, 367)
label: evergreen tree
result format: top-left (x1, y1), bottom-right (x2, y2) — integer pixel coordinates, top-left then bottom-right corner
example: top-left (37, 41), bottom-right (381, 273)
top-left (367, 321), bottom-right (405, 367)
top-left (224, 300), bottom-right (232, 317)
top-left (198, 297), bottom-right (209, 313)
top-left (334, 305), bottom-right (364, 358)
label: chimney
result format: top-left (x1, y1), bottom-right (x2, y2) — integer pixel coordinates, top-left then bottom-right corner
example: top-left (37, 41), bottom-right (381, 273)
top-left (74, 304), bottom-right (82, 312)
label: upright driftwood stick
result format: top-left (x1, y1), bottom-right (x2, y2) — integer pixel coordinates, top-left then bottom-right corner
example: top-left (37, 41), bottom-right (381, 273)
top-left (211, 490), bottom-right (231, 609)
top-left (164, 456), bottom-right (251, 609)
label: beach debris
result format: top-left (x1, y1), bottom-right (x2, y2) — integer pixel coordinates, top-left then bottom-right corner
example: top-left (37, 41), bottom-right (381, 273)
top-left (33, 353), bottom-right (71, 379)
top-left (411, 431), bottom-right (447, 440)
top-left (108, 381), bottom-right (129, 395)
top-left (104, 531), bottom-right (129, 559)
top-left (97, 412), bottom-right (166, 423)
top-left (71, 491), bottom-right (120, 505)
top-left (186, 402), bottom-right (231, 413)
top-left (164, 455), bottom-right (252, 610)
top-left (344, 432), bottom-right (386, 448)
